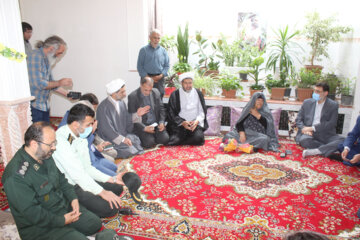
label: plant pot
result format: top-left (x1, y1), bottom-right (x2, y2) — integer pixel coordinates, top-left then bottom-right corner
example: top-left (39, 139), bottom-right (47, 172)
top-left (341, 95), bottom-right (353, 106)
top-left (222, 89), bottom-right (237, 98)
top-left (327, 93), bottom-right (336, 100)
top-left (284, 88), bottom-right (291, 97)
top-left (304, 65), bottom-right (323, 75)
top-left (204, 70), bottom-right (219, 77)
top-left (165, 87), bottom-right (176, 96)
top-left (270, 88), bottom-right (286, 100)
top-left (297, 88), bottom-right (313, 101)
top-left (250, 89), bottom-right (263, 97)
top-left (239, 73), bottom-right (248, 81)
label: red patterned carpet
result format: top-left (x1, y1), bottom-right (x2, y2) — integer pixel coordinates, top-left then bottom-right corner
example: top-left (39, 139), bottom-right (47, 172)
top-left (104, 138), bottom-right (360, 240)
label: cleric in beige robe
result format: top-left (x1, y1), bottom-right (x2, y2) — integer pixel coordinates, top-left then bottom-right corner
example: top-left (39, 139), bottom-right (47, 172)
top-left (96, 79), bottom-right (143, 159)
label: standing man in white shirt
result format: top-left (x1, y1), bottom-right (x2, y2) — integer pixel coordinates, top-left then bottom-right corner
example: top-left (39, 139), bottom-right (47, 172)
top-left (295, 82), bottom-right (344, 158)
top-left (166, 72), bottom-right (208, 146)
top-left (53, 104), bottom-right (125, 218)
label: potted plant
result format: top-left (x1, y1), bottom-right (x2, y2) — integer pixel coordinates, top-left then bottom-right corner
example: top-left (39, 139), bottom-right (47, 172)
top-left (176, 23), bottom-right (190, 64)
top-left (339, 76), bottom-right (356, 105)
top-left (160, 35), bottom-right (176, 52)
top-left (239, 69), bottom-right (250, 81)
top-left (193, 31), bottom-right (220, 76)
top-left (322, 73), bottom-right (340, 100)
top-left (164, 70), bottom-right (180, 96)
top-left (265, 74), bottom-right (287, 100)
top-left (217, 35), bottom-right (242, 73)
top-left (218, 72), bottom-right (243, 98)
top-left (172, 62), bottom-right (191, 75)
top-left (249, 56), bottom-right (265, 96)
top-left (193, 72), bottom-right (219, 96)
top-left (303, 11), bottom-right (352, 74)
top-left (266, 25), bottom-right (302, 99)
top-left (292, 68), bottom-right (319, 101)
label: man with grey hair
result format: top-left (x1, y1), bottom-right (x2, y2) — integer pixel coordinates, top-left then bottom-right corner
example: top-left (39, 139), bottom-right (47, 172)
top-left (28, 35), bottom-right (73, 123)
top-left (128, 77), bottom-right (169, 148)
top-left (137, 29), bottom-right (169, 99)
top-left (96, 79), bottom-right (144, 158)
top-left (167, 72), bottom-right (208, 146)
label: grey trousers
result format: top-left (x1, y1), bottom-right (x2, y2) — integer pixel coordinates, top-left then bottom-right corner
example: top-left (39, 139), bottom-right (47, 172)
top-left (299, 134), bottom-right (345, 157)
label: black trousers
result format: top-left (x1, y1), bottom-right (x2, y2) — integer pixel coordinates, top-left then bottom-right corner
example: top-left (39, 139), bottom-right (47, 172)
top-left (74, 181), bottom-right (123, 218)
top-left (148, 74), bottom-right (164, 99)
top-left (134, 128), bottom-right (170, 148)
top-left (167, 126), bottom-right (205, 146)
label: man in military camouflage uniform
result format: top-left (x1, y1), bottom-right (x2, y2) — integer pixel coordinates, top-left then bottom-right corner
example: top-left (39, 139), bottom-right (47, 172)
top-left (2, 122), bottom-right (102, 240)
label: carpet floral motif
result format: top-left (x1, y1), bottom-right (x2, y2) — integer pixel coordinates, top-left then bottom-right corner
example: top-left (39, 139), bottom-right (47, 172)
top-left (102, 138), bottom-right (360, 240)
top-left (187, 153), bottom-right (332, 198)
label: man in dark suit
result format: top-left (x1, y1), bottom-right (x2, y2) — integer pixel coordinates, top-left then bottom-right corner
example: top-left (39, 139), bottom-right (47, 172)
top-left (296, 82), bottom-right (344, 158)
top-left (339, 115), bottom-right (360, 166)
top-left (166, 72), bottom-right (208, 146)
top-left (128, 77), bottom-right (169, 148)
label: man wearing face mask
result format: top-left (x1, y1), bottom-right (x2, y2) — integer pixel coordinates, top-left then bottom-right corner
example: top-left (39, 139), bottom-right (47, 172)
top-left (53, 104), bottom-right (126, 218)
top-left (27, 35), bottom-right (73, 123)
top-left (2, 122), bottom-right (102, 240)
top-left (295, 82), bottom-right (344, 158)
top-left (166, 72), bottom-right (208, 146)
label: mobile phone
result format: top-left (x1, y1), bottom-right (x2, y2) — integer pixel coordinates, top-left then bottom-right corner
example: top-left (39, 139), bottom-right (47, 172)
top-left (280, 152), bottom-right (286, 158)
top-left (67, 91), bottom-right (81, 99)
top-left (103, 144), bottom-right (114, 151)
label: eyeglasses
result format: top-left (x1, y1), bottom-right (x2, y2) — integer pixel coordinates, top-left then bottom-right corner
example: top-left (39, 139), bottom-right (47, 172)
top-left (36, 140), bottom-right (57, 148)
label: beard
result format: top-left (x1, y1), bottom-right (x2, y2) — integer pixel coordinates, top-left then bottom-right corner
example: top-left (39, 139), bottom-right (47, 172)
top-left (35, 146), bottom-right (54, 161)
top-left (47, 51), bottom-right (58, 68)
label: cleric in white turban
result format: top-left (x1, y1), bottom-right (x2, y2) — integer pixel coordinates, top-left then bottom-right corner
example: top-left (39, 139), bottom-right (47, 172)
top-left (166, 71), bottom-right (208, 146)
top-left (106, 78), bottom-right (125, 95)
top-left (96, 78), bottom-right (144, 159)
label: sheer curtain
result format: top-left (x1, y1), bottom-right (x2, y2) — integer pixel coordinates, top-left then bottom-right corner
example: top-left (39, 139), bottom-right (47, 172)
top-left (148, 0), bottom-right (163, 33)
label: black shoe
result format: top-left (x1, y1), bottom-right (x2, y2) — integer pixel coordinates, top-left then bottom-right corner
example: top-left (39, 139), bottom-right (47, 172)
top-left (328, 153), bottom-right (342, 162)
top-left (118, 208), bottom-right (138, 215)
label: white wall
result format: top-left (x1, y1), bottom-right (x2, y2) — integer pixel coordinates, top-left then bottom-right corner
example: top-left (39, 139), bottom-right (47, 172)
top-left (19, 0), bottom-right (148, 116)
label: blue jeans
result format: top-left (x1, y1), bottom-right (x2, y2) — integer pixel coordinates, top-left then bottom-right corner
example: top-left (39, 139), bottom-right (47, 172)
top-left (92, 158), bottom-right (118, 176)
top-left (31, 106), bottom-right (50, 123)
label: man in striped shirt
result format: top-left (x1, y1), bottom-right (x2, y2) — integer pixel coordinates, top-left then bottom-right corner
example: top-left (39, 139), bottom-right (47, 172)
top-left (27, 35), bottom-right (73, 122)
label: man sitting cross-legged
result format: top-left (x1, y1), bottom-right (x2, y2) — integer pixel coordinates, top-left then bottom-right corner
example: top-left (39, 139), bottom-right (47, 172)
top-left (166, 72), bottom-right (208, 146)
top-left (53, 104), bottom-right (142, 218)
top-left (295, 82), bottom-right (344, 158)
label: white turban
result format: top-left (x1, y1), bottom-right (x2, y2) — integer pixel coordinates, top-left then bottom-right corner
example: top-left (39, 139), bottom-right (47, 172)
top-left (179, 72), bottom-right (194, 82)
top-left (106, 78), bottom-right (125, 95)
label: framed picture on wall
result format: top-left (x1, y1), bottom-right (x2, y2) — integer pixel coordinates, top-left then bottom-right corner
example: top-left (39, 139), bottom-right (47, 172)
top-left (237, 12), bottom-right (267, 51)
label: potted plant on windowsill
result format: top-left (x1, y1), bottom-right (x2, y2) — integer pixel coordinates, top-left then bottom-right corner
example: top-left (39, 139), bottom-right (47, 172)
top-left (322, 73), bottom-right (340, 100)
top-left (266, 25), bottom-right (302, 100)
top-left (292, 68), bottom-right (319, 101)
top-left (218, 72), bottom-right (243, 98)
top-left (302, 11), bottom-right (352, 74)
top-left (249, 56), bottom-right (265, 96)
top-left (164, 70), bottom-right (181, 96)
top-left (193, 31), bottom-right (220, 77)
top-left (265, 73), bottom-right (289, 100)
top-left (193, 72), bottom-right (219, 96)
top-left (217, 35), bottom-right (242, 74)
top-left (339, 76), bottom-right (355, 106)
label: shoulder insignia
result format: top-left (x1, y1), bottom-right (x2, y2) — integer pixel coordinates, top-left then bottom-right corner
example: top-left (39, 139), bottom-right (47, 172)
top-left (33, 164), bottom-right (40, 171)
top-left (67, 133), bottom-right (74, 144)
top-left (16, 161), bottom-right (29, 178)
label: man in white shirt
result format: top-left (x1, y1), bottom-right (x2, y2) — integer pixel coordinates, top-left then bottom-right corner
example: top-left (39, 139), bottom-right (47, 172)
top-left (166, 72), bottom-right (208, 146)
top-left (53, 104), bottom-right (125, 218)
top-left (295, 82), bottom-right (344, 158)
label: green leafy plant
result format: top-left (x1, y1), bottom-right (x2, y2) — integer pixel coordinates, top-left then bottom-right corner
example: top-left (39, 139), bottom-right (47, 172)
top-left (176, 23), bottom-right (190, 63)
top-left (217, 35), bottom-right (242, 67)
top-left (266, 25), bottom-right (302, 80)
top-left (218, 72), bottom-right (242, 91)
top-left (237, 43), bottom-right (259, 67)
top-left (160, 35), bottom-right (176, 52)
top-left (339, 76), bottom-right (356, 96)
top-left (193, 72), bottom-right (219, 96)
top-left (303, 11), bottom-right (352, 65)
top-left (172, 62), bottom-right (191, 74)
top-left (322, 73), bottom-right (340, 95)
top-left (249, 56), bottom-right (265, 90)
top-left (265, 74), bottom-right (283, 93)
top-left (293, 68), bottom-right (319, 88)
top-left (193, 31), bottom-right (219, 70)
